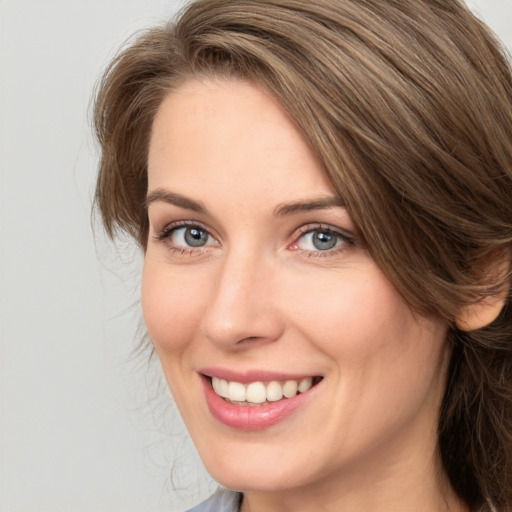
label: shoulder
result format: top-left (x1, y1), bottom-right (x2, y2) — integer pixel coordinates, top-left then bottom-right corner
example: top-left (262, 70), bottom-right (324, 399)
top-left (186, 489), bottom-right (242, 512)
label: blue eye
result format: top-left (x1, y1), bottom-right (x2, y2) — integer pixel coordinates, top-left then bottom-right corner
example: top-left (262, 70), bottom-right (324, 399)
top-left (296, 228), bottom-right (344, 252)
top-left (167, 226), bottom-right (215, 248)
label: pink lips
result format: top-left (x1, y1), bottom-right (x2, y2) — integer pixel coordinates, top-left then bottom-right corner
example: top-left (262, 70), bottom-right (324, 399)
top-left (200, 369), bottom-right (321, 431)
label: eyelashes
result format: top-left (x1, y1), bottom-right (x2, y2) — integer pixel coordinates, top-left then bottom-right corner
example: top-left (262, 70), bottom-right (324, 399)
top-left (153, 221), bottom-right (354, 258)
top-left (154, 221), bottom-right (218, 256)
top-left (289, 225), bottom-right (354, 256)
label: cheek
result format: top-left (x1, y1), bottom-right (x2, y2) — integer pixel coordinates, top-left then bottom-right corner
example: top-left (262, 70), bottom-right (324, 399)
top-left (285, 264), bottom-right (447, 380)
top-left (285, 267), bottom-right (405, 355)
top-left (286, 269), bottom-right (449, 444)
top-left (141, 258), bottom-right (207, 353)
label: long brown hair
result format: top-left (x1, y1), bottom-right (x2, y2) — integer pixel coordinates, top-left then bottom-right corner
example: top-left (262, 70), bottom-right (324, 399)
top-left (93, 1), bottom-right (512, 509)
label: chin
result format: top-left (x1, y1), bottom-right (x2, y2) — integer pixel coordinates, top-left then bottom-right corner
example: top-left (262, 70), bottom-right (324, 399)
top-left (206, 459), bottom-right (306, 493)
top-left (193, 434), bottom-right (328, 494)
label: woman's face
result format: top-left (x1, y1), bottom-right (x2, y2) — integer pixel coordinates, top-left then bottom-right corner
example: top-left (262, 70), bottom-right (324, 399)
top-left (143, 78), bottom-right (451, 496)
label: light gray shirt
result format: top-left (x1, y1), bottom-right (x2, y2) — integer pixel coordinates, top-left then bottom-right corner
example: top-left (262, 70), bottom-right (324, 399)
top-left (187, 489), bottom-right (242, 512)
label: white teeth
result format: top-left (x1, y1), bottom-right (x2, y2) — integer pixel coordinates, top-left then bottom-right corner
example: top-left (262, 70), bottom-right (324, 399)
top-left (212, 378), bottom-right (229, 398)
top-left (228, 381), bottom-right (246, 402)
top-left (211, 376), bottom-right (319, 404)
top-left (246, 382), bottom-right (267, 403)
top-left (298, 377), bottom-right (313, 393)
top-left (266, 381), bottom-right (283, 402)
top-left (282, 380), bottom-right (298, 398)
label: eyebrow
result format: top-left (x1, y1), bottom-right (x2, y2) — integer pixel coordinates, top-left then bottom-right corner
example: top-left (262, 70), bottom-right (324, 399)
top-left (145, 188), bottom-right (345, 217)
top-left (145, 188), bottom-right (207, 213)
top-left (273, 196), bottom-right (345, 216)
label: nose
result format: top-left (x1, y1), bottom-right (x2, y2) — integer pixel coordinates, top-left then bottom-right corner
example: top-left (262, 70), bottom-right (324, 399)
top-left (199, 250), bottom-right (285, 349)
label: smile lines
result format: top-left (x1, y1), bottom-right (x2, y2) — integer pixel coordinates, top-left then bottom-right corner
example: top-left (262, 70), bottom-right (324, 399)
top-left (210, 376), bottom-right (323, 405)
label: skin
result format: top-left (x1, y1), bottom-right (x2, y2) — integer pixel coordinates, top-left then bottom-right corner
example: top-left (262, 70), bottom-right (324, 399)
top-left (142, 78), bottom-right (467, 512)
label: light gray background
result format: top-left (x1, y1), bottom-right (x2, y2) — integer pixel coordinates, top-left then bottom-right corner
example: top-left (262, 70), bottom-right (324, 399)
top-left (1, 1), bottom-right (511, 511)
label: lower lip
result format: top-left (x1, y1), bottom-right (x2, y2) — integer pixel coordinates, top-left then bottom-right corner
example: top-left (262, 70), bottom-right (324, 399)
top-left (201, 376), bottom-right (319, 431)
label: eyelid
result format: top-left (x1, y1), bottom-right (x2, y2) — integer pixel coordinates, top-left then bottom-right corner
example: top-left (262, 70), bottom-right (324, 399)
top-left (153, 220), bottom-right (220, 255)
top-left (292, 223), bottom-right (354, 241)
top-left (154, 220), bottom-right (213, 239)
top-left (288, 223), bottom-right (355, 254)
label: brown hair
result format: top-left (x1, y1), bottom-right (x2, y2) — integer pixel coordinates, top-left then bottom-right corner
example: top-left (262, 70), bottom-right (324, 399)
top-left (93, 0), bottom-right (512, 510)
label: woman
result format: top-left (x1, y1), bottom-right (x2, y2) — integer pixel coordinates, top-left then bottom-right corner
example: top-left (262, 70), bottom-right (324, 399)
top-left (93, 0), bottom-right (512, 511)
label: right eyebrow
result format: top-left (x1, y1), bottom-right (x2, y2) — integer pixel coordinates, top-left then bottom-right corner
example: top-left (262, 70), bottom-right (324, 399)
top-left (145, 188), bottom-right (207, 214)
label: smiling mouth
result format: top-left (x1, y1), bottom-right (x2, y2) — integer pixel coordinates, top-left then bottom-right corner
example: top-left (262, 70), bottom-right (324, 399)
top-left (206, 375), bottom-right (324, 406)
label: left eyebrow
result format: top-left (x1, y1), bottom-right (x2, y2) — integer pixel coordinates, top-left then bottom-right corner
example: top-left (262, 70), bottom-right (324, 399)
top-left (273, 196), bottom-right (345, 217)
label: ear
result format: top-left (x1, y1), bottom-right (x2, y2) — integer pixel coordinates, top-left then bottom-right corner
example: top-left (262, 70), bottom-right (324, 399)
top-left (455, 293), bottom-right (507, 331)
top-left (455, 253), bottom-right (510, 332)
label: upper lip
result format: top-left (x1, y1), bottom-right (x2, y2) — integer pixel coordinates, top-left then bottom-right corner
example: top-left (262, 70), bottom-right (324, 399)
top-left (199, 367), bottom-right (322, 383)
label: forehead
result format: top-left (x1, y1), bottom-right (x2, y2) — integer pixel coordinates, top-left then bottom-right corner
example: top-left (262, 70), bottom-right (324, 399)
top-left (147, 78), bottom-right (336, 202)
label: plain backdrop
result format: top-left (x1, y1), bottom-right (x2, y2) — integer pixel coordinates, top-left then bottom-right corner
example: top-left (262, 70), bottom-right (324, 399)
top-left (1, 1), bottom-right (511, 511)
